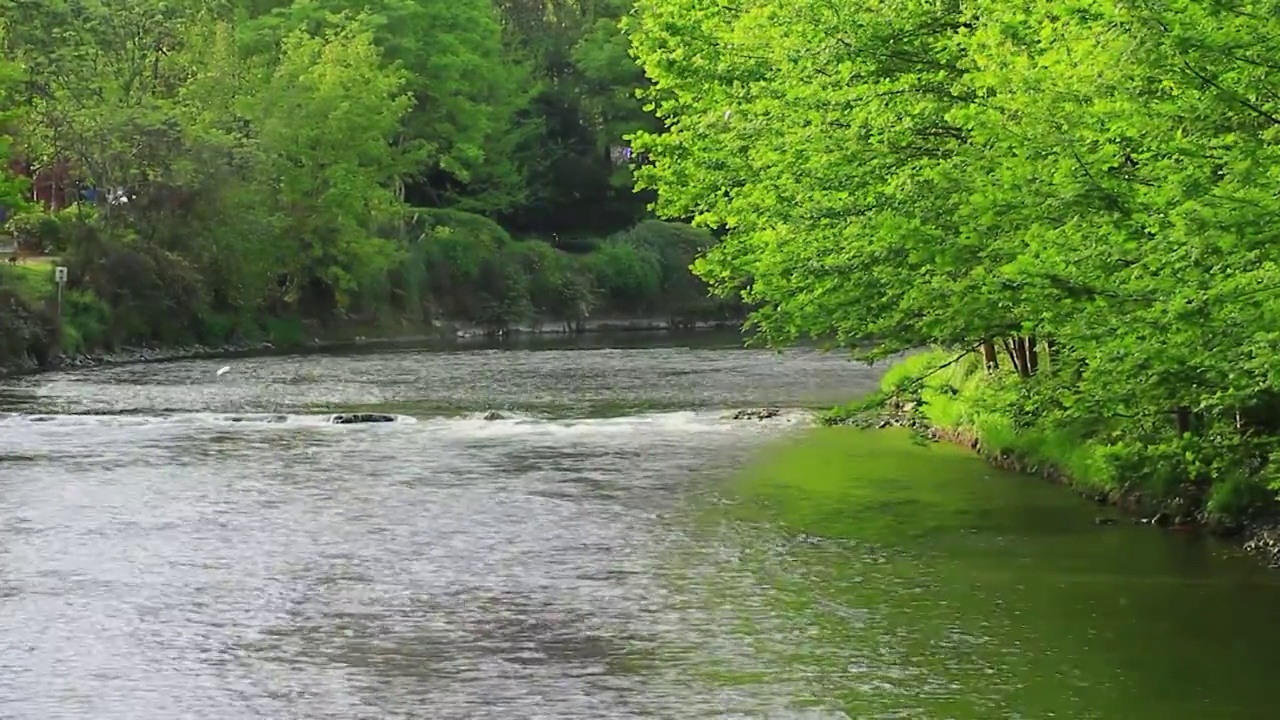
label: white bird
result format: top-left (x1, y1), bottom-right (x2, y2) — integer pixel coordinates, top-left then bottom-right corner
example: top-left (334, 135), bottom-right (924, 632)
top-left (216, 366), bottom-right (231, 377)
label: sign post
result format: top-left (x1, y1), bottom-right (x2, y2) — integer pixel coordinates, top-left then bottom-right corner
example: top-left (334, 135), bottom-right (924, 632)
top-left (54, 265), bottom-right (67, 319)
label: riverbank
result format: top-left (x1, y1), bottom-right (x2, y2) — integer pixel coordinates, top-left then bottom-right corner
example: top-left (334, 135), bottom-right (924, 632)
top-left (823, 350), bottom-right (1280, 569)
top-left (0, 214), bottom-right (746, 377)
top-left (0, 317), bottom-right (743, 379)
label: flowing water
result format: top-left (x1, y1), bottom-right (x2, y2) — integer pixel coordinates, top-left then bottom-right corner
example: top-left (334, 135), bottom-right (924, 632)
top-left (2, 332), bottom-right (1279, 719)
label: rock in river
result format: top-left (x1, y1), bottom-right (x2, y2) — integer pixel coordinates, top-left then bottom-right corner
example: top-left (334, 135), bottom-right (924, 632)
top-left (731, 408), bottom-right (782, 421)
top-left (329, 413), bottom-right (398, 425)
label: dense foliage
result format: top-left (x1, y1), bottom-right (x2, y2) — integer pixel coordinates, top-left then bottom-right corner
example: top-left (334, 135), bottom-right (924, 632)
top-left (630, 0), bottom-right (1280, 522)
top-left (0, 0), bottom-right (733, 367)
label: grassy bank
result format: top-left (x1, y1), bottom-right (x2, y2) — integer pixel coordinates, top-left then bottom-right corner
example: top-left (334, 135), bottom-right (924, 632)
top-left (824, 350), bottom-right (1280, 537)
top-left (0, 210), bottom-right (744, 374)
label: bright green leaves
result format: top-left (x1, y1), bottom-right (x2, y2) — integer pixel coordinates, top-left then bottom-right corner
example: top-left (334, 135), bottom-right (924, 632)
top-left (631, 0), bottom-right (981, 352)
top-left (631, 0), bottom-right (1280, 510)
top-left (0, 21), bottom-right (28, 215)
top-left (239, 0), bottom-right (522, 201)
top-left (13, 0), bottom-right (213, 209)
top-left (251, 19), bottom-right (415, 305)
top-left (0, 0), bottom-right (418, 311)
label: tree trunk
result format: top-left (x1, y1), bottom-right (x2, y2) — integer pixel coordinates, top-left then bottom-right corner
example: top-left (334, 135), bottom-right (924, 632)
top-left (981, 339), bottom-right (999, 372)
top-left (1174, 407), bottom-right (1192, 435)
top-left (1006, 336), bottom-right (1036, 378)
top-left (1026, 335), bottom-right (1039, 375)
top-left (1002, 338), bottom-right (1019, 375)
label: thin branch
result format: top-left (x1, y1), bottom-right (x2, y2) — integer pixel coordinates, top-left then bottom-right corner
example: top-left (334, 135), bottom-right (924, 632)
top-left (1181, 59), bottom-right (1280, 126)
top-left (895, 341), bottom-right (985, 396)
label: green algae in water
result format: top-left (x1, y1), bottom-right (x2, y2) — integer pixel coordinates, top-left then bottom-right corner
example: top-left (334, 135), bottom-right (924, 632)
top-left (676, 427), bottom-right (1280, 718)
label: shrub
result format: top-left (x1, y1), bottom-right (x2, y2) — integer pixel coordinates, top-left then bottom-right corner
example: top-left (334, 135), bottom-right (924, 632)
top-left (0, 287), bottom-right (53, 367)
top-left (0, 262), bottom-right (52, 304)
top-left (510, 240), bottom-right (595, 321)
top-left (375, 211), bottom-right (737, 326)
top-left (5, 212), bottom-right (59, 255)
top-left (61, 289), bottom-right (111, 353)
top-left (65, 230), bottom-right (208, 346)
top-left (262, 315), bottom-right (306, 347)
top-left (585, 239), bottom-right (662, 311)
top-left (604, 220), bottom-right (741, 320)
top-left (198, 311), bottom-right (242, 346)
top-left (3, 207), bottom-right (92, 255)
top-left (410, 210), bottom-right (509, 322)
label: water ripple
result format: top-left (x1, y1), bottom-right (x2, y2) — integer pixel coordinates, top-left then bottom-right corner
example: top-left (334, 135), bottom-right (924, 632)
top-left (0, 340), bottom-right (885, 719)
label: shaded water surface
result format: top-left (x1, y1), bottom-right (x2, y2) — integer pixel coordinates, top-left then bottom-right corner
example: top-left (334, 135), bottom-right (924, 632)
top-left (2, 333), bottom-right (1279, 718)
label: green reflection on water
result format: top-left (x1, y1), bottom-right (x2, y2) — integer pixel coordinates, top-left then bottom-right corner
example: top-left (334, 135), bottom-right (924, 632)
top-left (677, 428), bottom-right (1280, 719)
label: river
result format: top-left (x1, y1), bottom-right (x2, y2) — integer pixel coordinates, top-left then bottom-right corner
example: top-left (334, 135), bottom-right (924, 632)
top-left (2, 332), bottom-right (1279, 719)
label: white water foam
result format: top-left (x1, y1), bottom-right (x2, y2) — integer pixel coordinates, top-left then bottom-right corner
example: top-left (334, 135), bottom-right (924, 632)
top-left (0, 409), bottom-right (812, 432)
top-left (415, 409), bottom-right (815, 440)
top-left (0, 412), bottom-right (418, 428)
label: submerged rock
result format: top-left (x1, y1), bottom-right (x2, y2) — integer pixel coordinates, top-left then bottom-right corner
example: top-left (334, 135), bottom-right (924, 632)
top-left (482, 410), bottom-right (506, 421)
top-left (329, 413), bottom-right (398, 425)
top-left (225, 414), bottom-right (290, 424)
top-left (731, 407), bottom-right (782, 421)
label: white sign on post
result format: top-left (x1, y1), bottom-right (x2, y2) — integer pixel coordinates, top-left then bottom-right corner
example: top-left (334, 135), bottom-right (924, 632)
top-left (54, 266), bottom-right (68, 320)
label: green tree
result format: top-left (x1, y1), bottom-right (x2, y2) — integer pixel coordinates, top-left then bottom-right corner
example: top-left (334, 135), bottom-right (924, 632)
top-left (249, 17), bottom-right (417, 310)
top-left (238, 0), bottom-right (531, 215)
top-left (629, 0), bottom-right (1280, 517)
top-left (497, 0), bottom-right (655, 235)
top-left (0, 21), bottom-right (28, 215)
top-left (629, 0), bottom-right (986, 351)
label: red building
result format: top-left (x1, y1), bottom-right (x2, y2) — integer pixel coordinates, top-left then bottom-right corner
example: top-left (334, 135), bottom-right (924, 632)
top-left (5, 156), bottom-right (76, 211)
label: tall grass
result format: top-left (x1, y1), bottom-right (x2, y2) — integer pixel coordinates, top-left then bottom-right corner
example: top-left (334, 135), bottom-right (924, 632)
top-left (855, 348), bottom-right (1117, 494)
top-left (0, 262), bottom-right (53, 304)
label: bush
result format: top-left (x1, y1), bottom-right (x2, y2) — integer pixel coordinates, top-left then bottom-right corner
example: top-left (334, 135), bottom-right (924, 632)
top-left (844, 347), bottom-right (1280, 522)
top-left (509, 240), bottom-right (595, 321)
top-left (1206, 476), bottom-right (1269, 523)
top-left (585, 239), bottom-right (662, 311)
top-left (613, 219), bottom-right (708, 279)
top-left (9, 205), bottom-right (735, 356)
top-left (5, 212), bottom-right (59, 255)
top-left (397, 208), bottom-right (599, 327)
top-left (65, 231), bottom-right (208, 346)
top-left (597, 220), bottom-right (742, 319)
top-left (3, 207), bottom-right (91, 255)
top-left (198, 311), bottom-right (242, 345)
top-left (61, 289), bottom-right (112, 353)
top-left (0, 287), bottom-right (54, 367)
top-left (407, 208), bottom-right (517, 324)
top-left (361, 211), bottom-right (739, 327)
top-left (262, 315), bottom-right (306, 347)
